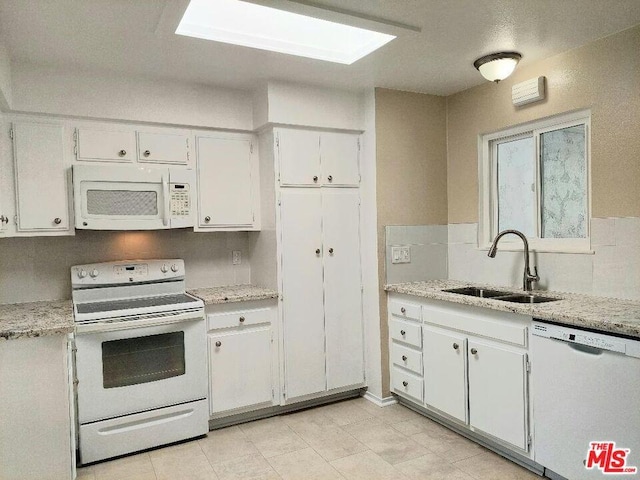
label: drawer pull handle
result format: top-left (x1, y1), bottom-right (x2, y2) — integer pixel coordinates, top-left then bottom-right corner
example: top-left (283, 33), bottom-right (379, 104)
top-left (401, 355), bottom-right (407, 361)
top-left (470, 348), bottom-right (478, 355)
top-left (400, 330), bottom-right (406, 336)
top-left (402, 381), bottom-right (408, 387)
top-left (239, 316), bottom-right (245, 323)
top-left (215, 341), bottom-right (222, 347)
top-left (452, 343), bottom-right (459, 350)
top-left (400, 307), bottom-right (406, 314)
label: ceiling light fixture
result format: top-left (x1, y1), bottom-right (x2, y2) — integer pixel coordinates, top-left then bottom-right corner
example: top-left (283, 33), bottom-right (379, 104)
top-left (473, 52), bottom-right (522, 83)
top-left (175, 0), bottom-right (396, 64)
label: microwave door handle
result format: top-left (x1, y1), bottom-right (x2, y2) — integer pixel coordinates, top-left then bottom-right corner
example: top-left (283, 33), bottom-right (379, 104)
top-left (162, 173), bottom-right (170, 227)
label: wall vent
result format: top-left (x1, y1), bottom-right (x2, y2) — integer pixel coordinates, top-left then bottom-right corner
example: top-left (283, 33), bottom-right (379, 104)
top-left (512, 76), bottom-right (545, 106)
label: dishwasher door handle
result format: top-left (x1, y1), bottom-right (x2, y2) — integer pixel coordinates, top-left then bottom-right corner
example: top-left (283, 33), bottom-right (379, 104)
top-left (567, 341), bottom-right (604, 356)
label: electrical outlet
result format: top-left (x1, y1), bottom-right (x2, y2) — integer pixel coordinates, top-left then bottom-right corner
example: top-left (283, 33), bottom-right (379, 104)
top-left (232, 251), bottom-right (242, 265)
top-left (391, 246), bottom-right (411, 264)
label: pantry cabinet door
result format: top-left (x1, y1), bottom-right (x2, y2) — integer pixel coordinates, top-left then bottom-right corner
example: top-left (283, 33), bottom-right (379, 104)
top-left (277, 129), bottom-right (321, 186)
top-left (320, 132), bottom-right (360, 187)
top-left (423, 326), bottom-right (467, 423)
top-left (468, 340), bottom-right (528, 450)
top-left (12, 122), bottom-right (71, 232)
top-left (196, 135), bottom-right (254, 228)
top-left (322, 189), bottom-right (364, 390)
top-left (208, 328), bottom-right (273, 414)
top-left (279, 189), bottom-right (326, 400)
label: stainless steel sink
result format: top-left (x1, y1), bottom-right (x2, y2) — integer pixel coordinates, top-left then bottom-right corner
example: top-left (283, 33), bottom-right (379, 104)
top-left (442, 287), bottom-right (511, 298)
top-left (442, 287), bottom-right (561, 304)
top-left (495, 294), bottom-right (559, 304)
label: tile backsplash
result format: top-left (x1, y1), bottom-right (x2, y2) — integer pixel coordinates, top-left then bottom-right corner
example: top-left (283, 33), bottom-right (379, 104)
top-left (0, 230), bottom-right (250, 304)
top-left (385, 225), bottom-right (448, 284)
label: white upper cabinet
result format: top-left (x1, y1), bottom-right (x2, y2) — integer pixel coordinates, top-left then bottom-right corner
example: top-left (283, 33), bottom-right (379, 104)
top-left (277, 129), bottom-right (321, 186)
top-left (12, 122), bottom-right (71, 233)
top-left (277, 128), bottom-right (360, 187)
top-left (195, 134), bottom-right (256, 230)
top-left (76, 128), bottom-right (136, 163)
top-left (137, 131), bottom-right (189, 165)
top-left (320, 132), bottom-right (360, 187)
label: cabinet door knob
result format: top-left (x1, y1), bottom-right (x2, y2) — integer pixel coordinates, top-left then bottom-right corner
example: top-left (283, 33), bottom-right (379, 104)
top-left (143, 150), bottom-right (151, 157)
top-left (328, 247), bottom-right (334, 254)
top-left (401, 355), bottom-right (407, 361)
top-left (215, 341), bottom-right (222, 347)
top-left (327, 175), bottom-right (333, 182)
top-left (239, 316), bottom-right (245, 323)
top-left (313, 176), bottom-right (318, 183)
top-left (402, 381), bottom-right (408, 387)
top-left (315, 248), bottom-right (321, 255)
top-left (470, 348), bottom-right (478, 355)
top-left (204, 216), bottom-right (211, 223)
top-left (0, 215), bottom-right (8, 224)
top-left (54, 217), bottom-right (62, 225)
top-left (400, 307), bottom-right (406, 314)
top-left (118, 149), bottom-right (127, 157)
top-left (453, 343), bottom-right (459, 350)
top-left (400, 330), bottom-right (406, 336)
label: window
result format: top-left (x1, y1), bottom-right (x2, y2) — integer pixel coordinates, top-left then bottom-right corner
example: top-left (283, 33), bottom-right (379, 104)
top-left (479, 111), bottom-right (590, 252)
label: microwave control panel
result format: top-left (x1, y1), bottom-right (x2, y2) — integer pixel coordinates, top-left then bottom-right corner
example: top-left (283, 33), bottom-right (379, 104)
top-left (170, 184), bottom-right (190, 217)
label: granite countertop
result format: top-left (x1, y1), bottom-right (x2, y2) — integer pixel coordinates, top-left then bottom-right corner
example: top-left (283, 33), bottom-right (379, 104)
top-left (188, 284), bottom-right (279, 305)
top-left (0, 300), bottom-right (75, 340)
top-left (385, 280), bottom-right (640, 339)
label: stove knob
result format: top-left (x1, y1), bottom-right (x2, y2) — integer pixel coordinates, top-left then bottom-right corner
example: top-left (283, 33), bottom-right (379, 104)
top-left (161, 264), bottom-right (169, 273)
top-left (171, 264), bottom-right (179, 273)
top-left (77, 269), bottom-right (87, 279)
top-left (89, 269), bottom-right (99, 278)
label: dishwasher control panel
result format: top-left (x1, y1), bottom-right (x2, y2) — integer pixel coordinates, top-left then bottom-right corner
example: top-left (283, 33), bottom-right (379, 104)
top-left (532, 322), bottom-right (626, 354)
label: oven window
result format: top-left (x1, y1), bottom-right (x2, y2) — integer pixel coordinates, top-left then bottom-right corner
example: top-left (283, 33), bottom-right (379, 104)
top-left (102, 332), bottom-right (185, 388)
top-left (87, 190), bottom-right (158, 216)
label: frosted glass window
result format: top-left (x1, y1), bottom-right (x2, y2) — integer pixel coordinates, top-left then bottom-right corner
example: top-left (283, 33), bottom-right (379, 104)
top-left (496, 137), bottom-right (536, 237)
top-left (540, 125), bottom-right (587, 238)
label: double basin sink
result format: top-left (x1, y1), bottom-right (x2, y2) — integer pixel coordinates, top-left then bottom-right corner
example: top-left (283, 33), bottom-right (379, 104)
top-left (442, 287), bottom-right (560, 304)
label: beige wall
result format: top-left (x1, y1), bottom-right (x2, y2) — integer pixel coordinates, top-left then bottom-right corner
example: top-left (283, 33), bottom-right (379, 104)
top-left (447, 24), bottom-right (640, 223)
top-left (375, 88), bottom-right (448, 395)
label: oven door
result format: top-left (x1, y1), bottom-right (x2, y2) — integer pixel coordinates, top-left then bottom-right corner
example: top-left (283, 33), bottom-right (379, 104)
top-left (74, 312), bottom-right (207, 424)
top-left (73, 164), bottom-right (170, 230)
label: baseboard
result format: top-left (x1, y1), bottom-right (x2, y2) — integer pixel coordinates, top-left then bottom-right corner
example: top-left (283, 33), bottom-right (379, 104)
top-left (362, 391), bottom-right (397, 407)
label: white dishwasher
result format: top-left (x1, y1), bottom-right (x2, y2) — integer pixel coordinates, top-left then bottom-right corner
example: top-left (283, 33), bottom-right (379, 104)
top-left (531, 321), bottom-right (640, 480)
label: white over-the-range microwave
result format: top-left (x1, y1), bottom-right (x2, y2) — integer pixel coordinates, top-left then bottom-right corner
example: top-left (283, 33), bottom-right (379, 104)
top-left (72, 164), bottom-right (195, 230)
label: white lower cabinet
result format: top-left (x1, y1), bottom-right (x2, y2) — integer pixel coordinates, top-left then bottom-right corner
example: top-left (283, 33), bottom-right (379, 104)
top-left (389, 294), bottom-right (532, 456)
top-left (206, 302), bottom-right (278, 417)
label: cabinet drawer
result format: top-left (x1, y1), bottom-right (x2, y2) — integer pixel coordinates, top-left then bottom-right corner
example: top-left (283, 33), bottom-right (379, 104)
top-left (207, 308), bottom-right (271, 330)
top-left (390, 318), bottom-right (422, 348)
top-left (389, 300), bottom-right (421, 321)
top-left (391, 343), bottom-right (422, 375)
top-left (392, 367), bottom-right (423, 402)
top-left (76, 128), bottom-right (136, 162)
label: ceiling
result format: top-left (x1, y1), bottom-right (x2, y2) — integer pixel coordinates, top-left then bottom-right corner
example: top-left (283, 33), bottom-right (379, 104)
top-left (1, 0), bottom-right (640, 96)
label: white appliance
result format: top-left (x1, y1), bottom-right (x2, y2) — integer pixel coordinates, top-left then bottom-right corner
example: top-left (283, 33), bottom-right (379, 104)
top-left (531, 321), bottom-right (640, 480)
top-left (71, 259), bottom-right (208, 464)
top-left (72, 164), bottom-right (194, 230)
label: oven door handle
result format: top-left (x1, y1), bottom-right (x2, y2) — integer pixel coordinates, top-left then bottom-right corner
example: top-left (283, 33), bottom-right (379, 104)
top-left (162, 172), bottom-right (170, 227)
top-left (75, 311), bottom-right (203, 334)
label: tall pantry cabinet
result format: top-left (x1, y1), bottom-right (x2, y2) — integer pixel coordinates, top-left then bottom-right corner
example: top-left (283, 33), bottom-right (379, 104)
top-left (273, 128), bottom-right (365, 403)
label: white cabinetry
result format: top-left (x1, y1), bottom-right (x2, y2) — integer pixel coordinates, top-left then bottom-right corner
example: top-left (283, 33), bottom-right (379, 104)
top-left (276, 128), bottom-right (360, 187)
top-left (12, 122), bottom-right (72, 233)
top-left (137, 131), bottom-right (189, 164)
top-left (195, 133), bottom-right (257, 230)
top-left (389, 299), bottom-right (423, 403)
top-left (76, 127), bottom-right (136, 162)
top-left (206, 302), bottom-right (278, 417)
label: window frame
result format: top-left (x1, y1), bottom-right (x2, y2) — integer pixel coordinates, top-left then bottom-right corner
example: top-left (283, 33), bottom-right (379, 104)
top-left (478, 110), bottom-right (592, 253)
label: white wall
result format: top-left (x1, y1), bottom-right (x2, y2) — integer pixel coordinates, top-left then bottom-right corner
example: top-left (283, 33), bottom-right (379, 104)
top-left (448, 218), bottom-right (640, 300)
top-left (0, 44), bottom-right (12, 110)
top-left (0, 230), bottom-right (250, 304)
top-left (260, 81), bottom-right (364, 131)
top-left (10, 62), bottom-right (253, 130)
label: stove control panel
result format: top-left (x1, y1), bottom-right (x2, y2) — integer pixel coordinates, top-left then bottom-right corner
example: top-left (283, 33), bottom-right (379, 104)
top-left (71, 259), bottom-right (185, 287)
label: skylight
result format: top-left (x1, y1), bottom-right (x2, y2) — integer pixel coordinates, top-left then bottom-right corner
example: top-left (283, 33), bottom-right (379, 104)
top-left (175, 0), bottom-right (396, 65)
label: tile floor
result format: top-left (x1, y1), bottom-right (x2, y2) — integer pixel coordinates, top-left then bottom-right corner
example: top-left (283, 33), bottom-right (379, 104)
top-left (77, 397), bottom-right (541, 480)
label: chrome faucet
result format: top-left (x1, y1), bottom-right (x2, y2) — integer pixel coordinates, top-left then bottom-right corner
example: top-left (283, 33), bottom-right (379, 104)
top-left (488, 229), bottom-right (539, 291)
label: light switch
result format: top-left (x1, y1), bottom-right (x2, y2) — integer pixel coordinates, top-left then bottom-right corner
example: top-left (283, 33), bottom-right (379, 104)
top-left (232, 251), bottom-right (242, 265)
